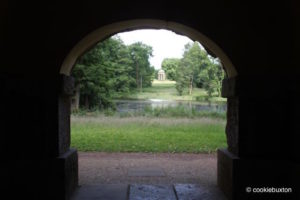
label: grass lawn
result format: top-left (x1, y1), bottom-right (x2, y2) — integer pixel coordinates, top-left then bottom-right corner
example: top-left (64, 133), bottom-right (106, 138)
top-left (125, 80), bottom-right (226, 103)
top-left (71, 116), bottom-right (227, 153)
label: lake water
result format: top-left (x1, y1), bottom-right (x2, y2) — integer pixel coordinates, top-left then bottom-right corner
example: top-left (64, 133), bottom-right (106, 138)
top-left (114, 99), bottom-right (227, 113)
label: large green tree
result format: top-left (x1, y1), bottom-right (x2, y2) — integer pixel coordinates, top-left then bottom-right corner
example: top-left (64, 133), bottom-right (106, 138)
top-left (175, 42), bottom-right (225, 97)
top-left (199, 58), bottom-right (225, 97)
top-left (129, 42), bottom-right (154, 91)
top-left (161, 58), bottom-right (180, 80)
top-left (71, 37), bottom-right (154, 109)
top-left (176, 42), bottom-right (211, 95)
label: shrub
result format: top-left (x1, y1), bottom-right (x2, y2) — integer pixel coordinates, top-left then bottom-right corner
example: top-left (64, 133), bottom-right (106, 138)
top-left (72, 105), bottom-right (226, 119)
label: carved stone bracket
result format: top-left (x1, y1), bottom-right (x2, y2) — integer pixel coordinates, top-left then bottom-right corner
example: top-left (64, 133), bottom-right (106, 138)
top-left (59, 75), bottom-right (75, 97)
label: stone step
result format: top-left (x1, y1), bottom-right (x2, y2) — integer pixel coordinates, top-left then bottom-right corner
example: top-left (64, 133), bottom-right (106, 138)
top-left (71, 184), bottom-right (227, 200)
top-left (174, 184), bottom-right (227, 200)
top-left (129, 184), bottom-right (176, 200)
top-left (71, 184), bottom-right (129, 200)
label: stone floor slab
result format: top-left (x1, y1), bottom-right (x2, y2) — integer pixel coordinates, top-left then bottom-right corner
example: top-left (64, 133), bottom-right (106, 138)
top-left (174, 184), bottom-right (227, 200)
top-left (129, 184), bottom-right (177, 200)
top-left (128, 168), bottom-right (165, 177)
top-left (71, 184), bottom-right (128, 200)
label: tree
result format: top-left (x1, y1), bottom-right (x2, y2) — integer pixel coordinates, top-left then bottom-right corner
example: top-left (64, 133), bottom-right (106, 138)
top-left (71, 37), bottom-right (155, 109)
top-left (129, 42), bottom-right (154, 92)
top-left (175, 42), bottom-right (210, 95)
top-left (72, 37), bottom-right (131, 109)
top-left (174, 41), bottom-right (225, 98)
top-left (199, 58), bottom-right (225, 97)
top-left (161, 58), bottom-right (180, 80)
top-left (154, 69), bottom-right (159, 80)
top-left (175, 66), bottom-right (186, 96)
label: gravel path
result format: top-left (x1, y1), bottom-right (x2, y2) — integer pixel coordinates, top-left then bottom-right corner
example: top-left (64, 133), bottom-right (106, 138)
top-left (78, 152), bottom-right (218, 186)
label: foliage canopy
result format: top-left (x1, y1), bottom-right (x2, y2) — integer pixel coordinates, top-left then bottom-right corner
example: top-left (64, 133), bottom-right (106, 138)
top-left (72, 37), bottom-right (154, 109)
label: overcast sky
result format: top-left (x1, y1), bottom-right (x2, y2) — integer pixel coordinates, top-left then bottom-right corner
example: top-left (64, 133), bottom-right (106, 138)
top-left (116, 29), bottom-right (194, 70)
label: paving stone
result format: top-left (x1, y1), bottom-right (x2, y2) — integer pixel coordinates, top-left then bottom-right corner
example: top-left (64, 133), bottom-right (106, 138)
top-left (174, 184), bottom-right (227, 200)
top-left (71, 184), bottom-right (128, 200)
top-left (129, 184), bottom-right (177, 200)
top-left (128, 168), bottom-right (165, 177)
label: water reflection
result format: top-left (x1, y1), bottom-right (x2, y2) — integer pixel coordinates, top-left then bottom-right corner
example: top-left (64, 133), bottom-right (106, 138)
top-left (114, 99), bottom-right (227, 113)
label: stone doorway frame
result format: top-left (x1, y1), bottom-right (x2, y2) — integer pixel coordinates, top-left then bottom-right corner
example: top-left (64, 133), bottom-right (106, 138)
top-left (59, 19), bottom-right (239, 199)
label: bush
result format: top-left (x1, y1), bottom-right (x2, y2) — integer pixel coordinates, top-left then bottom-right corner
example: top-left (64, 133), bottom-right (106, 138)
top-left (195, 96), bottom-right (209, 102)
top-left (72, 105), bottom-right (226, 119)
top-left (71, 108), bottom-right (88, 116)
top-left (104, 108), bottom-right (115, 116)
top-left (141, 105), bottom-right (226, 119)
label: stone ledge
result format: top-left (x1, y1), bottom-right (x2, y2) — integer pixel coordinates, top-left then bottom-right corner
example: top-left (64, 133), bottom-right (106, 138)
top-left (52, 148), bottom-right (78, 200)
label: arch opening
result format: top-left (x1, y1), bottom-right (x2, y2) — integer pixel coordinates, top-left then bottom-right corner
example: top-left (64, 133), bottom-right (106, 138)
top-left (60, 19), bottom-right (237, 78)
top-left (61, 20), bottom-right (237, 199)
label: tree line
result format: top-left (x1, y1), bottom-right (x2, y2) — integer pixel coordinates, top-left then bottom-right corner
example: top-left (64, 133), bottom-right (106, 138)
top-left (162, 42), bottom-right (225, 97)
top-left (72, 36), bottom-right (154, 109)
top-left (72, 36), bottom-right (225, 110)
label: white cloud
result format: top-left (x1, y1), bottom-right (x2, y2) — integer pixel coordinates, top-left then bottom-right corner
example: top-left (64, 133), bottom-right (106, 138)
top-left (116, 29), bottom-right (194, 69)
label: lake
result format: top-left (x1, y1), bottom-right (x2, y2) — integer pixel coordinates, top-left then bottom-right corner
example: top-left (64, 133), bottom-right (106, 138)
top-left (114, 99), bottom-right (227, 113)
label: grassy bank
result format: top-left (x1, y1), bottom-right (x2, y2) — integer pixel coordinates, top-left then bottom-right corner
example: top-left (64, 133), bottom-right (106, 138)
top-left (124, 80), bottom-right (226, 103)
top-left (71, 116), bottom-right (227, 153)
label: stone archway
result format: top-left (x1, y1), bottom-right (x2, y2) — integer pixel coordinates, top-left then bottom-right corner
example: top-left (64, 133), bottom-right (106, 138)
top-left (59, 19), bottom-right (237, 78)
top-left (1, 1), bottom-right (297, 199)
top-left (59, 19), bottom-right (239, 199)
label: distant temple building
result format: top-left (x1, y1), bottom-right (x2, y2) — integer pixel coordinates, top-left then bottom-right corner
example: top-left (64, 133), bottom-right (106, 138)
top-left (158, 69), bottom-right (166, 81)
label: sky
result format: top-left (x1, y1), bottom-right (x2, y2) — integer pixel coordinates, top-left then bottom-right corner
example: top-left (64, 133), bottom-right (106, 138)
top-left (116, 29), bottom-right (194, 70)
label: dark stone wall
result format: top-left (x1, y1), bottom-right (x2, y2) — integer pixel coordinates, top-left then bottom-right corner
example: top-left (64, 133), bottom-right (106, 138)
top-left (0, 0), bottom-right (299, 199)
top-left (238, 75), bottom-right (299, 159)
top-left (1, 1), bottom-right (295, 76)
top-left (0, 75), bottom-right (60, 158)
top-left (59, 75), bottom-right (75, 155)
